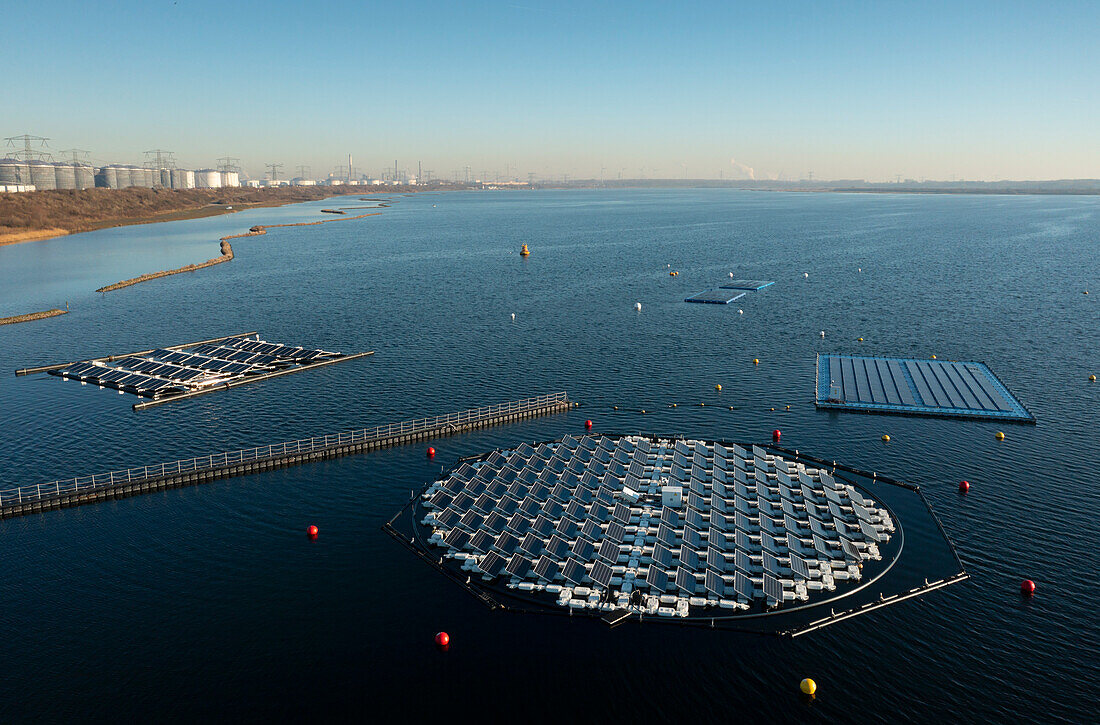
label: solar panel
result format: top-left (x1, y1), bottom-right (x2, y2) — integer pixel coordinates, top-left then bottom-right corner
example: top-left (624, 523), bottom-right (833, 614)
top-left (589, 560), bottom-right (614, 588)
top-left (494, 531), bottom-right (520, 555)
top-left (589, 503), bottom-right (610, 522)
top-left (478, 551), bottom-right (506, 578)
top-left (789, 552), bottom-right (811, 580)
top-left (841, 538), bottom-right (862, 562)
top-left (459, 510), bottom-right (485, 531)
top-left (580, 519), bottom-right (602, 541)
top-left (707, 546), bottom-right (725, 572)
top-left (534, 556), bottom-right (560, 581)
top-left (612, 502), bottom-right (632, 523)
top-left (675, 567), bottom-right (697, 595)
top-left (531, 515), bottom-right (554, 537)
top-left (605, 521), bottom-right (626, 544)
top-left (561, 558), bottom-right (588, 586)
top-left (733, 572), bottom-right (754, 599)
top-left (708, 527), bottom-right (728, 551)
top-left (443, 529), bottom-right (471, 549)
top-left (572, 538), bottom-right (595, 560)
top-left (469, 530), bottom-right (495, 553)
top-left (657, 524), bottom-right (677, 546)
top-left (860, 519), bottom-right (883, 542)
top-left (812, 534), bottom-right (833, 558)
top-left (646, 567), bottom-right (670, 592)
top-left (660, 507), bottom-right (681, 527)
top-left (506, 554), bottom-right (531, 578)
top-left (651, 543), bottom-right (674, 568)
top-left (735, 529), bottom-right (754, 551)
top-left (543, 500), bottom-right (565, 520)
top-left (551, 483), bottom-right (571, 502)
top-left (705, 569), bottom-right (726, 598)
top-left (556, 519), bottom-right (579, 540)
top-left (519, 532), bottom-right (545, 557)
top-left (683, 525), bottom-right (703, 549)
top-left (679, 544), bottom-right (701, 571)
top-left (545, 535), bottom-right (569, 558)
top-left (506, 512), bottom-right (531, 536)
top-left (735, 549), bottom-right (754, 574)
top-left (763, 574), bottom-right (783, 603)
top-left (763, 550), bottom-right (782, 576)
top-left (597, 539), bottom-right (621, 563)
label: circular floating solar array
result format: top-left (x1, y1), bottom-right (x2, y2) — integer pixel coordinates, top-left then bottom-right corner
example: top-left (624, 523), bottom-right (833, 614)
top-left (417, 434), bottom-right (898, 619)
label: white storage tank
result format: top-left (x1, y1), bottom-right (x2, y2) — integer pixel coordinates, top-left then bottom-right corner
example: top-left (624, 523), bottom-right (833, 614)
top-left (95, 166), bottom-right (119, 189)
top-left (114, 165), bottom-right (135, 188)
top-left (0, 158), bottom-right (30, 185)
top-left (221, 170), bottom-right (240, 187)
top-left (141, 168), bottom-right (156, 187)
top-left (194, 169), bottom-right (222, 188)
top-left (159, 168), bottom-right (172, 188)
top-left (75, 163), bottom-right (96, 189)
top-left (171, 168), bottom-right (195, 189)
top-left (28, 160), bottom-right (57, 190)
top-left (53, 162), bottom-right (78, 189)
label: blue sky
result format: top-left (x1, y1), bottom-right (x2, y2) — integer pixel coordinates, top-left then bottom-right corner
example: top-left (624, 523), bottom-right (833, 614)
top-left (5, 1), bottom-right (1098, 181)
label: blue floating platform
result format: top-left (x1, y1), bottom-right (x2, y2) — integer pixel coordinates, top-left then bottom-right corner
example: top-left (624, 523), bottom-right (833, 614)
top-left (720, 279), bottom-right (775, 291)
top-left (684, 289), bottom-right (747, 305)
top-left (816, 354), bottom-right (1035, 422)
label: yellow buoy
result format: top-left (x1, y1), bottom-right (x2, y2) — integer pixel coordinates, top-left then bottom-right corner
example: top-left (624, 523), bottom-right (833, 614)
top-left (857, 337), bottom-right (864, 342)
top-left (931, 354), bottom-right (937, 359)
top-left (770, 407), bottom-right (775, 411)
top-left (612, 406), bottom-right (618, 410)
top-left (715, 384), bottom-right (722, 391)
top-left (520, 244), bottom-right (530, 256)
top-left (881, 434), bottom-right (891, 442)
top-left (800, 678), bottom-right (817, 695)
top-left (729, 406), bottom-right (734, 411)
top-left (640, 409), bottom-right (646, 414)
top-left (753, 358), bottom-right (760, 365)
top-left (700, 402), bottom-right (705, 407)
top-left (670, 403), bottom-right (677, 408)
top-left (995, 431), bottom-right (1005, 441)
top-left (785, 405), bottom-right (790, 410)
top-left (1089, 374), bottom-right (1096, 382)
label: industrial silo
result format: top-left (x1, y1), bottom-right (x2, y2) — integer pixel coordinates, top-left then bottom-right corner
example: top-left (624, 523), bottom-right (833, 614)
top-left (95, 166), bottom-right (117, 188)
top-left (110, 165), bottom-right (131, 188)
top-left (194, 169), bottom-right (222, 188)
top-left (75, 163), bottom-right (96, 189)
top-left (28, 160), bottom-right (57, 190)
top-left (159, 168), bottom-right (172, 188)
top-left (0, 158), bottom-right (29, 185)
top-left (141, 167), bottom-right (155, 187)
top-left (221, 170), bottom-right (240, 187)
top-left (53, 162), bottom-right (78, 189)
top-left (171, 168), bottom-right (195, 189)
top-left (123, 165), bottom-right (142, 187)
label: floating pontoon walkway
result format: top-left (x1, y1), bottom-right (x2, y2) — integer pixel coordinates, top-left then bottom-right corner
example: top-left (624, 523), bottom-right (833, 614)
top-left (0, 392), bottom-right (576, 519)
top-left (385, 433), bottom-right (968, 634)
top-left (816, 354), bottom-right (1034, 422)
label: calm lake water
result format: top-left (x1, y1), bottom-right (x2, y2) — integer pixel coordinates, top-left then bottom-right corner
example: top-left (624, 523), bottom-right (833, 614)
top-left (0, 189), bottom-right (1096, 722)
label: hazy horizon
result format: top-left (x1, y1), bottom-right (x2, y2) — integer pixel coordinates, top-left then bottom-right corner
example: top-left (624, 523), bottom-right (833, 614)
top-left (7, 1), bottom-right (1098, 182)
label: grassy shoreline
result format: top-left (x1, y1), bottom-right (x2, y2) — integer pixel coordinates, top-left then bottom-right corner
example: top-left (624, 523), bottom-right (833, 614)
top-left (0, 185), bottom-right (416, 247)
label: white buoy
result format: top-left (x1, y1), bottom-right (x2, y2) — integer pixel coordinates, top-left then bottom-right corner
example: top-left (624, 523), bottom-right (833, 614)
top-left (858, 267), bottom-right (862, 273)
top-left (634, 302), bottom-right (642, 311)
top-left (738, 309), bottom-right (744, 315)
top-left (667, 263), bottom-right (671, 268)
top-left (820, 331), bottom-right (825, 338)
top-left (804, 272), bottom-right (809, 278)
top-left (511, 313), bottom-right (515, 321)
top-left (729, 272), bottom-right (734, 278)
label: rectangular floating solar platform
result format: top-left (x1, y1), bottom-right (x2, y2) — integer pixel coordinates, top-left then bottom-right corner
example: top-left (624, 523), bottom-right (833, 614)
top-left (684, 289), bottom-right (747, 305)
top-left (815, 354), bottom-right (1034, 422)
top-left (719, 280), bottom-right (775, 291)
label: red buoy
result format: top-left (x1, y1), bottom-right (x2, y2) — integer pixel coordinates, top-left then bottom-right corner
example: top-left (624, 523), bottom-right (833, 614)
top-left (585, 419), bottom-right (593, 430)
top-left (307, 525), bottom-right (319, 538)
top-left (1021, 579), bottom-right (1035, 595)
top-left (959, 480), bottom-right (970, 493)
top-left (427, 447), bottom-right (436, 458)
top-left (772, 429), bottom-right (781, 443)
top-left (435, 631), bottom-right (450, 647)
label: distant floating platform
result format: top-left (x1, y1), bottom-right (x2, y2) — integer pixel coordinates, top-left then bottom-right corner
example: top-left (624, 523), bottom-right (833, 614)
top-left (386, 434), bottom-right (968, 634)
top-left (720, 279), bottom-right (775, 291)
top-left (816, 354), bottom-right (1034, 422)
top-left (684, 289), bottom-right (747, 304)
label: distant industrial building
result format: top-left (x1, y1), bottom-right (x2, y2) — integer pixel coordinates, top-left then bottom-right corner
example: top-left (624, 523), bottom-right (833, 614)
top-left (0, 156), bottom-right (241, 193)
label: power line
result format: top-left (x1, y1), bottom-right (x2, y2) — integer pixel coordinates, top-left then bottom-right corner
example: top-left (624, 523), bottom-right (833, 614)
top-left (265, 163), bottom-right (283, 181)
top-left (5, 134), bottom-right (51, 161)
